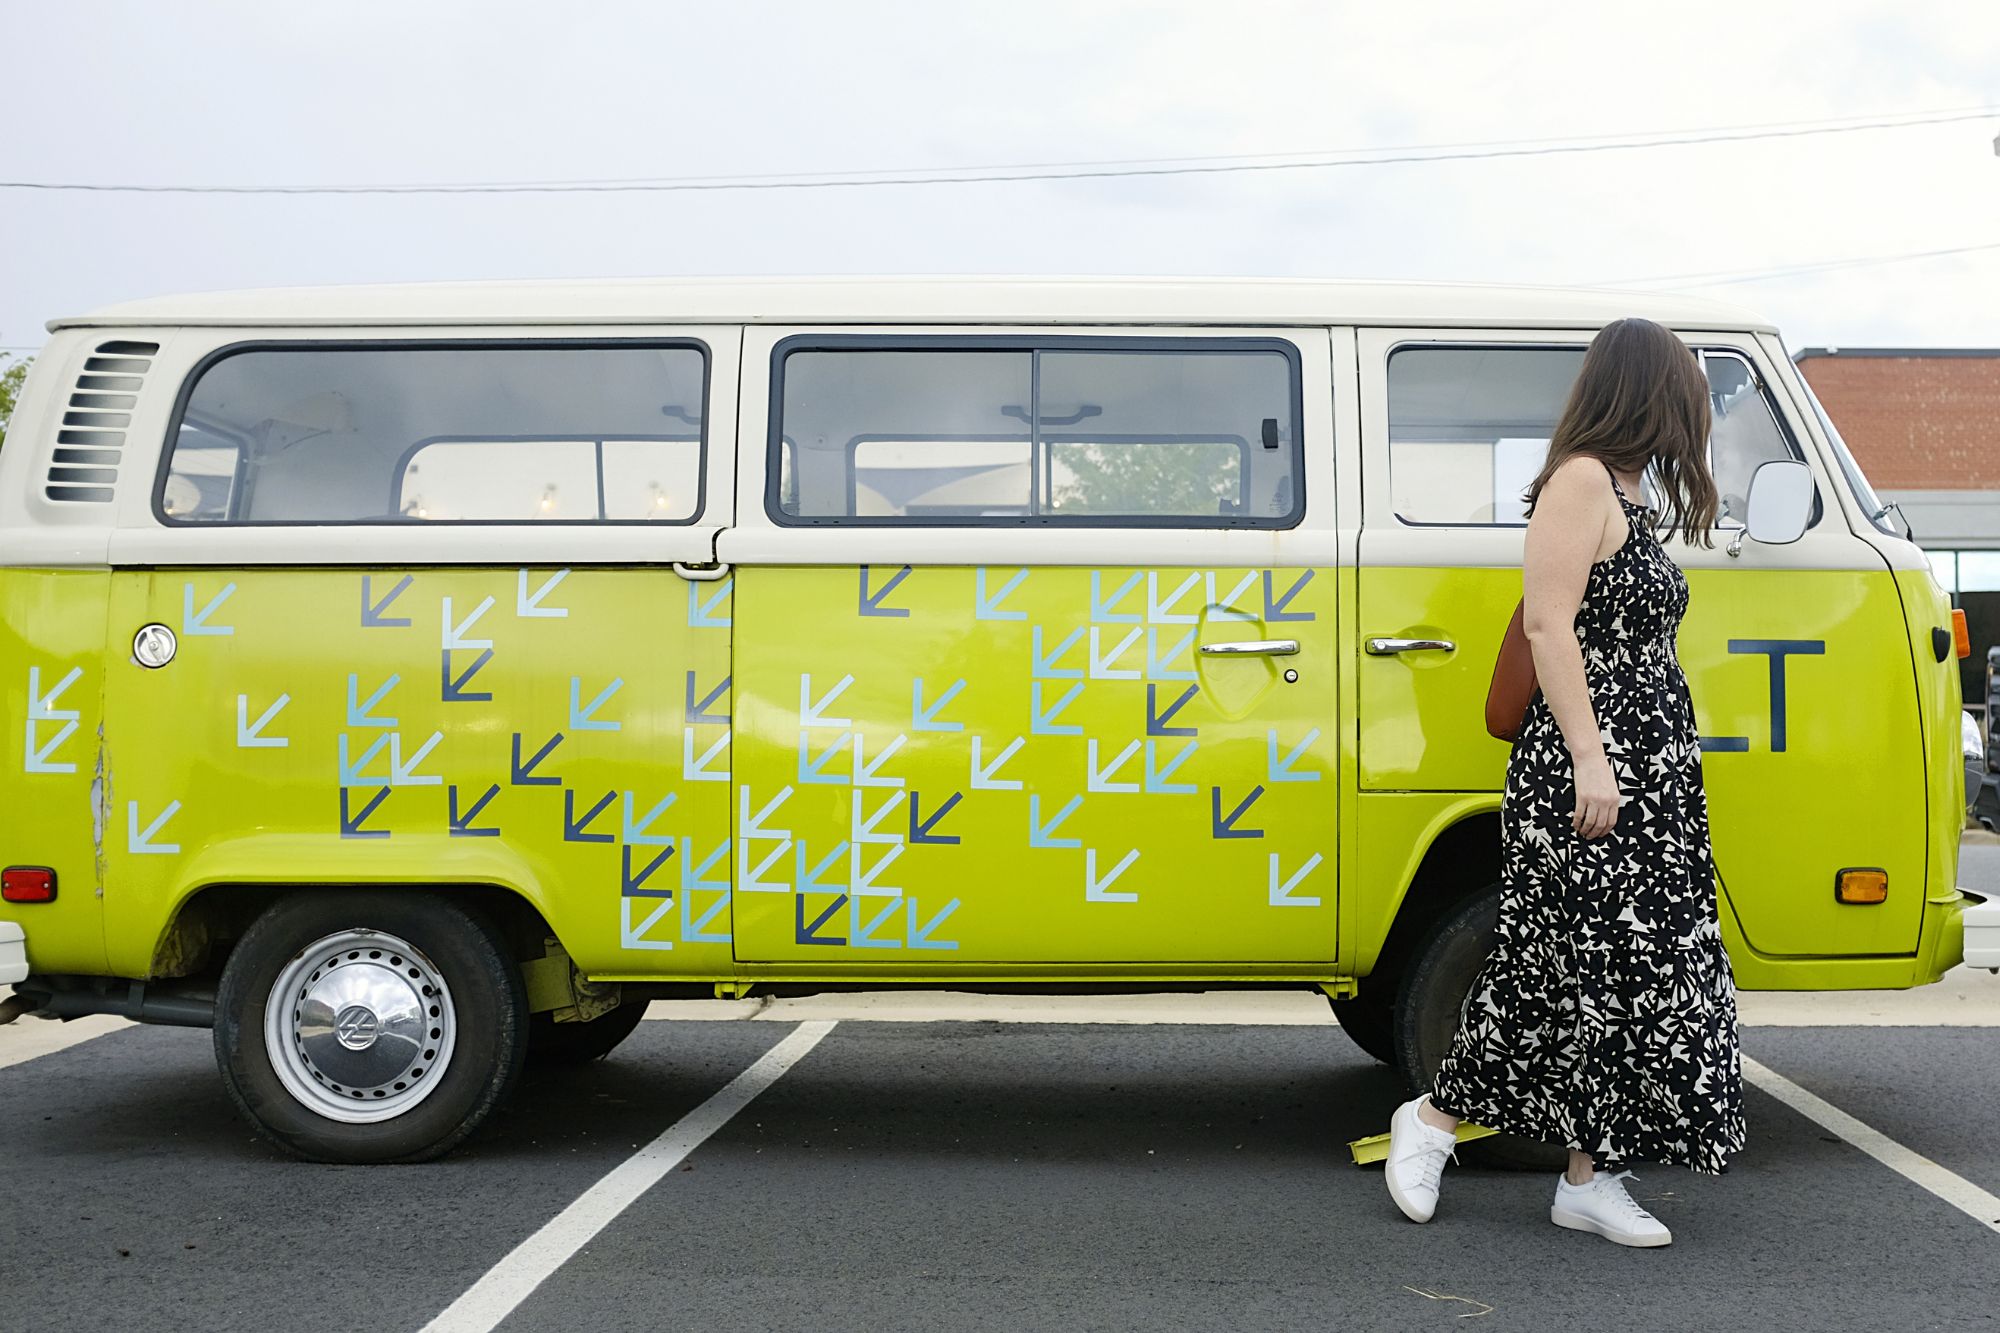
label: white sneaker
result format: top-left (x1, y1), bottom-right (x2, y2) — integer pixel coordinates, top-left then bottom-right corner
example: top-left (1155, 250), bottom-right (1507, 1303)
top-left (1551, 1171), bottom-right (1673, 1247)
top-left (1385, 1095), bottom-right (1458, 1223)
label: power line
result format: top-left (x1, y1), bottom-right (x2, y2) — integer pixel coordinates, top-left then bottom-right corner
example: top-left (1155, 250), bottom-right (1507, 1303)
top-left (2, 106), bottom-right (1993, 196)
top-left (1612, 239), bottom-right (2000, 288)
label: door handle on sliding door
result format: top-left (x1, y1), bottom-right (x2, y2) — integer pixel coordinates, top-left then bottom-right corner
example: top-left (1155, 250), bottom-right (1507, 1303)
top-left (1364, 637), bottom-right (1455, 655)
top-left (1200, 639), bottom-right (1300, 657)
top-left (673, 561), bottom-right (732, 582)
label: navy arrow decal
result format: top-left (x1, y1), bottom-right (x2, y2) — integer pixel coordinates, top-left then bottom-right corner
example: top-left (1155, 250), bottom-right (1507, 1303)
top-left (361, 574), bottom-right (413, 628)
top-left (621, 843), bottom-right (676, 897)
top-left (340, 787), bottom-right (390, 840)
top-left (448, 784), bottom-right (500, 838)
top-left (443, 648), bottom-right (494, 702)
top-left (1146, 683), bottom-right (1198, 738)
top-left (1262, 569), bottom-right (1316, 623)
top-left (685, 671), bottom-right (731, 725)
top-left (796, 892), bottom-right (849, 945)
top-left (909, 790), bottom-right (963, 845)
top-left (1211, 784), bottom-right (1266, 839)
top-left (859, 564), bottom-right (913, 618)
top-left (511, 732), bottom-right (564, 786)
top-left (564, 789), bottom-right (617, 843)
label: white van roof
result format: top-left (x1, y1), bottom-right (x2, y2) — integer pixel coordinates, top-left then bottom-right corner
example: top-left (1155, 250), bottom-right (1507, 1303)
top-left (50, 276), bottom-right (1774, 333)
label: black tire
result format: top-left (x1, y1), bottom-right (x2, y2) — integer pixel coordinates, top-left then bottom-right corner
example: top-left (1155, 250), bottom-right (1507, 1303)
top-left (1392, 885), bottom-right (1567, 1171)
top-left (213, 891), bottom-right (528, 1164)
top-left (527, 999), bottom-right (648, 1067)
top-left (1326, 981), bottom-right (1396, 1065)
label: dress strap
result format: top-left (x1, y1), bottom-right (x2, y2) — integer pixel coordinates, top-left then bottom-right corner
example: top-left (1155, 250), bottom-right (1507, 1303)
top-left (1599, 456), bottom-right (1629, 503)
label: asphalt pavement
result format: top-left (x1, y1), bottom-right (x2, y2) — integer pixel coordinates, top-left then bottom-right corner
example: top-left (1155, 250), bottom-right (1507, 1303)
top-left (4, 1007), bottom-right (1996, 1332)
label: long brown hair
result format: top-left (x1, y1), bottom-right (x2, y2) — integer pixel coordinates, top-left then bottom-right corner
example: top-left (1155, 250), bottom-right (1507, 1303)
top-left (1524, 317), bottom-right (1718, 547)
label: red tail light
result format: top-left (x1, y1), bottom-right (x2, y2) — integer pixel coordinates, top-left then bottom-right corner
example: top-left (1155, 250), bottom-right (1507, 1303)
top-left (1, 867), bottom-right (56, 903)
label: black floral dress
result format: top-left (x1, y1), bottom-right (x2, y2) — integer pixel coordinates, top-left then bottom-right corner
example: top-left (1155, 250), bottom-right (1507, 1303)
top-left (1430, 460), bottom-right (1746, 1174)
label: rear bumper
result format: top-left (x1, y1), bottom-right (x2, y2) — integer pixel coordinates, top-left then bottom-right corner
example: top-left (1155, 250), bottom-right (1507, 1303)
top-left (0, 923), bottom-right (25, 986)
top-left (1964, 892), bottom-right (2000, 972)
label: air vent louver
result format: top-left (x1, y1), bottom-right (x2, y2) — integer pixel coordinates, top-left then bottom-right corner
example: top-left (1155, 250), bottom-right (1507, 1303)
top-left (45, 339), bottom-right (157, 504)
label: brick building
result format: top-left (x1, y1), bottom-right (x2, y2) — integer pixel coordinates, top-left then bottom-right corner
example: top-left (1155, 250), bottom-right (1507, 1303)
top-left (1795, 348), bottom-right (2000, 712)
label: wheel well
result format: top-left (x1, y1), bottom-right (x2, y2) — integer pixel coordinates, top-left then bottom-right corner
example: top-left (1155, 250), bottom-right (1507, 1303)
top-left (1363, 811), bottom-right (1501, 993)
top-left (150, 883), bottom-right (564, 984)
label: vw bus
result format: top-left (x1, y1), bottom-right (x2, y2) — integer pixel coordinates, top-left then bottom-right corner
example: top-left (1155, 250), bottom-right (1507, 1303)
top-left (0, 278), bottom-right (1976, 1163)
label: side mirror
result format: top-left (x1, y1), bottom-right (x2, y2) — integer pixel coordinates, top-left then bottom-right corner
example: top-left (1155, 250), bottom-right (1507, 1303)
top-left (1743, 458), bottom-right (1812, 546)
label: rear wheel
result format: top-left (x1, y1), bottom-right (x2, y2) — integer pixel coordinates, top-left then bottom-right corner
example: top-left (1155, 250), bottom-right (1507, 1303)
top-left (214, 891), bottom-right (527, 1163)
top-left (1392, 885), bottom-right (1567, 1171)
top-left (527, 999), bottom-right (648, 1067)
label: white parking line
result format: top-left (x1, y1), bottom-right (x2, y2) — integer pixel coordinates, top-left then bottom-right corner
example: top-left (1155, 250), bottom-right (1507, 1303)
top-left (1742, 1056), bottom-right (2000, 1236)
top-left (0, 1015), bottom-right (132, 1070)
top-left (419, 1020), bottom-right (837, 1333)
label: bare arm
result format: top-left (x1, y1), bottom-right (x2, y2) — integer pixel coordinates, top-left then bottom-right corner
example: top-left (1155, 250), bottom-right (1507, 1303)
top-left (1522, 458), bottom-right (1624, 839)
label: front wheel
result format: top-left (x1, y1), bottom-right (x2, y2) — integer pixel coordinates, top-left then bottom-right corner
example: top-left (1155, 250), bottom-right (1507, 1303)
top-left (214, 892), bottom-right (528, 1163)
top-left (1392, 886), bottom-right (1567, 1171)
top-left (527, 999), bottom-right (648, 1067)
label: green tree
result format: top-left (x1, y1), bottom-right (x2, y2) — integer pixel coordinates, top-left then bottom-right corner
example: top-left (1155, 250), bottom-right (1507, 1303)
top-left (0, 355), bottom-right (29, 450)
top-left (1049, 440), bottom-right (1242, 517)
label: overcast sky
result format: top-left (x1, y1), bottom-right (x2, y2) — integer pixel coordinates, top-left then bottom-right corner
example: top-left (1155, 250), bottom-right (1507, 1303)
top-left (3, 1), bottom-right (1997, 356)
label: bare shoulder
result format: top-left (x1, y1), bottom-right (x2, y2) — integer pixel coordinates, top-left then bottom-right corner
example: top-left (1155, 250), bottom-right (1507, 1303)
top-left (1540, 453), bottom-right (1615, 504)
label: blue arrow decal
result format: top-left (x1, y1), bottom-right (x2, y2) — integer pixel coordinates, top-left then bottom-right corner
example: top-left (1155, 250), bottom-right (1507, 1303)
top-left (859, 564), bottom-right (912, 618)
top-left (346, 673), bottom-right (399, 729)
top-left (1085, 848), bottom-right (1140, 903)
top-left (800, 673), bottom-right (855, 728)
top-left (236, 693), bottom-right (290, 749)
top-left (1031, 681), bottom-right (1084, 736)
top-left (441, 595), bottom-right (495, 650)
top-left (796, 893), bottom-right (848, 946)
top-left (622, 791), bottom-right (676, 846)
top-left (909, 791), bottom-right (962, 845)
top-left (361, 574), bottom-right (413, 628)
top-left (849, 894), bottom-right (903, 949)
top-left (1146, 572), bottom-right (1202, 624)
top-left (1088, 627), bottom-right (1143, 680)
top-left (128, 799), bottom-right (182, 854)
top-left (850, 843), bottom-right (904, 895)
top-left (687, 577), bottom-right (732, 628)
top-left (1269, 852), bottom-right (1324, 907)
top-left (1087, 739), bottom-right (1140, 793)
top-left (517, 568), bottom-right (569, 618)
top-left (850, 789), bottom-right (906, 844)
top-left (685, 671), bottom-right (731, 726)
top-left (339, 788), bottom-right (389, 840)
top-left (337, 733), bottom-right (391, 787)
top-left (1267, 728), bottom-right (1322, 783)
top-left (1032, 626), bottom-right (1084, 680)
top-left (797, 730), bottom-right (853, 785)
top-left (912, 677), bottom-right (966, 733)
top-left (389, 731), bottom-right (444, 787)
top-left (970, 735), bottom-right (1025, 790)
top-left (1211, 785), bottom-right (1265, 839)
top-left (1090, 571), bottom-right (1142, 623)
top-left (25, 666), bottom-right (82, 775)
top-left (974, 567), bottom-right (1028, 621)
top-left (1143, 740), bottom-right (1198, 794)
top-left (442, 649), bottom-right (494, 703)
top-left (1146, 683), bottom-right (1198, 737)
top-left (449, 784), bottom-right (501, 838)
top-left (511, 731), bottom-right (564, 786)
top-left (621, 843), bottom-right (676, 897)
top-left (564, 789), bottom-right (617, 843)
top-left (183, 582), bottom-right (236, 637)
top-left (620, 897), bottom-right (676, 951)
top-left (683, 728), bottom-right (730, 782)
top-left (569, 676), bottom-right (624, 732)
top-left (1263, 569), bottom-right (1316, 623)
top-left (796, 839), bottom-right (851, 893)
top-left (1208, 571), bottom-right (1259, 623)
top-left (1028, 794), bottom-right (1082, 849)
top-left (852, 732), bottom-right (907, 788)
top-left (1146, 628), bottom-right (1196, 682)
top-left (907, 897), bottom-right (961, 950)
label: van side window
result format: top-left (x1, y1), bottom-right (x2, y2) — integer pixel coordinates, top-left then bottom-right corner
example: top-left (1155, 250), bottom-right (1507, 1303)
top-left (772, 339), bottom-right (1302, 527)
top-left (158, 343), bottom-right (707, 524)
top-left (1387, 344), bottom-right (1809, 527)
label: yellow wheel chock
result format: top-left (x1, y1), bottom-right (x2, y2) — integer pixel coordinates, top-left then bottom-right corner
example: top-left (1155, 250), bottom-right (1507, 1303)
top-left (1347, 1122), bottom-right (1498, 1165)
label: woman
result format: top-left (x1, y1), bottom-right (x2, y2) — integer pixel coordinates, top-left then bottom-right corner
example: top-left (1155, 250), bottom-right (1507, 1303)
top-left (1383, 317), bottom-right (1746, 1247)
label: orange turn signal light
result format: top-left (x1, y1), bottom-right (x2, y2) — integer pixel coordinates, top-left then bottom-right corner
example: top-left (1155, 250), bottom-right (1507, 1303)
top-left (1834, 867), bottom-right (1889, 906)
top-left (1953, 609), bottom-right (1970, 660)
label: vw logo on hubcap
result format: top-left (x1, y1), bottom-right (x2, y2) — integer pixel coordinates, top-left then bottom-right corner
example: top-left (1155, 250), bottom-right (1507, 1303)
top-left (333, 1004), bottom-right (382, 1050)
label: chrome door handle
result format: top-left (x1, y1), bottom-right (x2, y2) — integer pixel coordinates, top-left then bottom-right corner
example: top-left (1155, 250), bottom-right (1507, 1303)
top-left (1365, 637), bottom-right (1455, 655)
top-left (1200, 639), bottom-right (1300, 657)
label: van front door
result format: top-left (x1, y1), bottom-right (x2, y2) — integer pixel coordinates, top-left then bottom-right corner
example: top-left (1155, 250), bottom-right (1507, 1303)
top-left (722, 328), bottom-right (1342, 969)
top-left (1355, 328), bottom-right (1927, 958)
